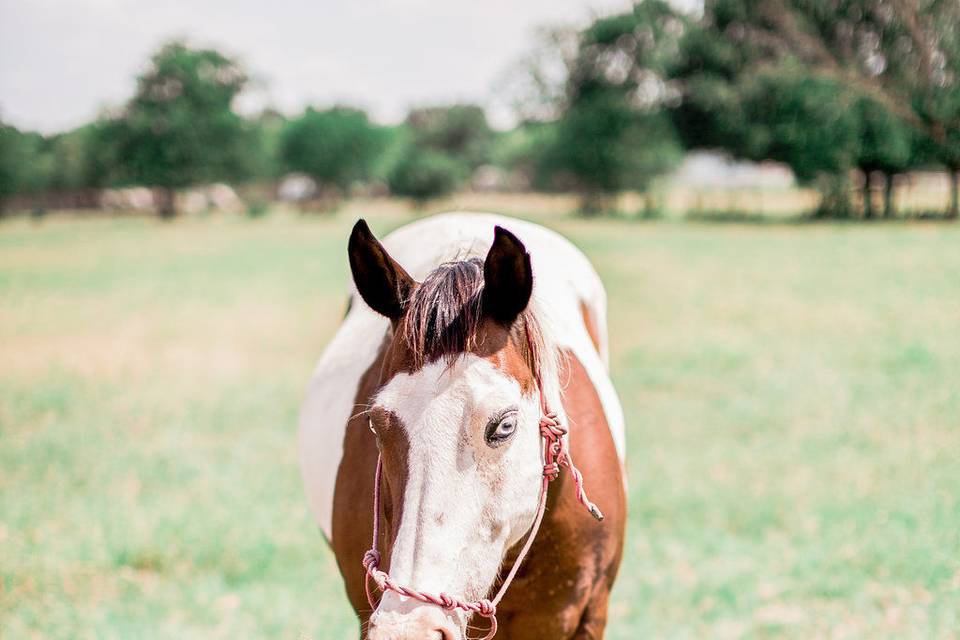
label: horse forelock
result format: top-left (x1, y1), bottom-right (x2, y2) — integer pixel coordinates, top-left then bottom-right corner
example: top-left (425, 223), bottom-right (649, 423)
top-left (399, 257), bottom-right (550, 393)
top-left (402, 257), bottom-right (484, 368)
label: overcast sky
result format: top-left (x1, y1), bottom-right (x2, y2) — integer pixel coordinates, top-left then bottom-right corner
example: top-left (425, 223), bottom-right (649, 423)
top-left (0, 0), bottom-right (672, 133)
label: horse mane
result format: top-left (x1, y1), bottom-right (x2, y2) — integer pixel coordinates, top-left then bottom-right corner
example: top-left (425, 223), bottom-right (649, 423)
top-left (401, 256), bottom-right (558, 397)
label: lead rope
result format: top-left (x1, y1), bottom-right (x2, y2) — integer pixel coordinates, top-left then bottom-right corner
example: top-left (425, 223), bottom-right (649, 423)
top-left (362, 323), bottom-right (603, 639)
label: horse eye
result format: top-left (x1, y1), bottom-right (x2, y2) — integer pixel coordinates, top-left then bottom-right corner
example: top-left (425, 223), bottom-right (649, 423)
top-left (485, 411), bottom-right (518, 447)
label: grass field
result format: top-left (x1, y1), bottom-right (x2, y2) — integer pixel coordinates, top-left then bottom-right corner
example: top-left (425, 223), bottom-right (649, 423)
top-left (2, 210), bottom-right (959, 639)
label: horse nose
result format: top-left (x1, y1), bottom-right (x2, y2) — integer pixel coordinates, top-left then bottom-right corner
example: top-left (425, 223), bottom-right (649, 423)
top-left (366, 629), bottom-right (450, 640)
top-left (367, 605), bottom-right (461, 640)
top-left (366, 622), bottom-right (458, 640)
top-left (367, 631), bottom-right (452, 640)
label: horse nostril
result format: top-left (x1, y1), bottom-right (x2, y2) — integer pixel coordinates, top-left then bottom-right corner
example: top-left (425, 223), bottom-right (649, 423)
top-left (432, 626), bottom-right (459, 640)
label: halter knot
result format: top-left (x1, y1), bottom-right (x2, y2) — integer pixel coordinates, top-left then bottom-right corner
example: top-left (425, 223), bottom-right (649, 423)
top-left (542, 461), bottom-right (560, 480)
top-left (539, 412), bottom-right (566, 434)
top-left (438, 593), bottom-right (457, 609)
top-left (474, 599), bottom-right (496, 617)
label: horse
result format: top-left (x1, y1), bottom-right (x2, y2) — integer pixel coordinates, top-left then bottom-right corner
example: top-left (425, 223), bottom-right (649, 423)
top-left (299, 212), bottom-right (626, 639)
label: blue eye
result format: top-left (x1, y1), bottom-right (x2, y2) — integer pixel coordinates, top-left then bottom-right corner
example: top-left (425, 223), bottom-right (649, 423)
top-left (485, 410), bottom-right (518, 446)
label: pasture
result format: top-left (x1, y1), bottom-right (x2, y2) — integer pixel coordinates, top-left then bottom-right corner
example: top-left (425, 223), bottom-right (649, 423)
top-left (2, 211), bottom-right (958, 639)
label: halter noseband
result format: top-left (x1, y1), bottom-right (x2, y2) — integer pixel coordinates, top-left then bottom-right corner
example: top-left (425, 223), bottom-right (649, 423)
top-left (361, 325), bottom-right (604, 639)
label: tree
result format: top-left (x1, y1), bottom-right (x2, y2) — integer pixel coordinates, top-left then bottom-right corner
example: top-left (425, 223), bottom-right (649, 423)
top-left (675, 64), bottom-right (866, 216)
top-left (279, 107), bottom-right (383, 195)
top-left (749, 70), bottom-right (862, 189)
top-left (686, 0), bottom-right (960, 218)
top-left (0, 118), bottom-right (122, 213)
top-left (854, 97), bottom-right (915, 218)
top-left (247, 109), bottom-right (287, 183)
top-left (112, 41), bottom-right (251, 217)
top-left (386, 146), bottom-right (462, 205)
top-left (404, 104), bottom-right (493, 171)
top-left (42, 123), bottom-right (120, 194)
top-left (841, 0), bottom-right (960, 217)
top-left (522, 1), bottom-right (688, 212)
top-left (0, 122), bottom-right (31, 210)
top-left (383, 104), bottom-right (493, 201)
top-left (490, 120), bottom-right (560, 189)
top-left (81, 117), bottom-right (126, 190)
top-left (540, 90), bottom-right (682, 212)
top-left (0, 122), bottom-right (54, 212)
top-left (669, 2), bottom-right (914, 216)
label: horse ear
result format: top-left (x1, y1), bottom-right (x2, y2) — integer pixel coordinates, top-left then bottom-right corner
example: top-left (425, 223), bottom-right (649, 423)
top-left (482, 226), bottom-right (533, 325)
top-left (348, 219), bottom-right (415, 320)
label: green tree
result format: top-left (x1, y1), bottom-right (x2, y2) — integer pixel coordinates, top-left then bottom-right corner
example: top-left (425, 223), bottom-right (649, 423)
top-left (81, 117), bottom-right (126, 190)
top-left (386, 146), bottom-right (462, 205)
top-left (247, 109), bottom-right (287, 182)
top-left (0, 122), bottom-right (31, 209)
top-left (490, 120), bottom-right (559, 189)
top-left (404, 104), bottom-right (493, 171)
top-left (748, 71), bottom-right (860, 177)
top-left (383, 104), bottom-right (493, 201)
top-left (279, 106), bottom-right (382, 195)
top-left (0, 122), bottom-right (54, 212)
top-left (806, 0), bottom-right (960, 217)
top-left (541, 90), bottom-right (682, 212)
top-left (113, 41), bottom-right (251, 217)
top-left (854, 97), bottom-right (915, 218)
top-left (896, 0), bottom-right (960, 217)
top-left (44, 123), bottom-right (122, 194)
top-left (670, 2), bottom-right (908, 216)
top-left (525, 1), bottom-right (687, 212)
top-left (685, 0), bottom-right (960, 217)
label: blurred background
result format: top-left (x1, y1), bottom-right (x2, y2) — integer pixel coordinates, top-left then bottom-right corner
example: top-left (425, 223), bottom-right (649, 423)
top-left (1, 0), bottom-right (958, 638)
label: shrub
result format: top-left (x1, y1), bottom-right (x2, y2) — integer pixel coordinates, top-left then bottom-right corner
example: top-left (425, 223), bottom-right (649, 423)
top-left (387, 148), bottom-right (464, 203)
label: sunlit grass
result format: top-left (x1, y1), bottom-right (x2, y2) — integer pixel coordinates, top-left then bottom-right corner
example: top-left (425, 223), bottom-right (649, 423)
top-left (2, 211), bottom-right (958, 638)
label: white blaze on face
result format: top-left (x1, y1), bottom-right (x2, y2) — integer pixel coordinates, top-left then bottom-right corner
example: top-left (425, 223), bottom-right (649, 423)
top-left (371, 354), bottom-right (543, 622)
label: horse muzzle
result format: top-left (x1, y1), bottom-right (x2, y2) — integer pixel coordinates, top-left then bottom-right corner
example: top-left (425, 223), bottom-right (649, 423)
top-left (367, 603), bottom-right (462, 640)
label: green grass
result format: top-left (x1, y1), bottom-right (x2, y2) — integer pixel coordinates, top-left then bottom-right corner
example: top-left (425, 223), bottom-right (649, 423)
top-left (2, 211), bottom-right (959, 639)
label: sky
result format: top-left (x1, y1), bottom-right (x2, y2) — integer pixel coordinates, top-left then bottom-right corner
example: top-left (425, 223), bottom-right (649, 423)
top-left (0, 0), bottom-right (668, 134)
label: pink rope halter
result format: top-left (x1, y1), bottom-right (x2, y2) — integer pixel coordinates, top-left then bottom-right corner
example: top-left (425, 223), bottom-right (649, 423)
top-left (362, 325), bottom-right (604, 639)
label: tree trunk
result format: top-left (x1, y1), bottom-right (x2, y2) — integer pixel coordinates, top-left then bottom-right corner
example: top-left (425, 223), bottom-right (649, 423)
top-left (862, 174), bottom-right (874, 219)
top-left (883, 173), bottom-right (896, 219)
top-left (949, 168), bottom-right (959, 220)
top-left (815, 175), bottom-right (854, 218)
top-left (578, 190), bottom-right (606, 216)
top-left (157, 187), bottom-right (177, 219)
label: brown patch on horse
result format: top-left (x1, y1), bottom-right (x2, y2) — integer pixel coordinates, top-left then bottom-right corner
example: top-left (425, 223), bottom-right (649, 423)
top-left (479, 318), bottom-right (537, 395)
top-left (484, 350), bottom-right (626, 638)
top-left (580, 300), bottom-right (603, 357)
top-left (331, 334), bottom-right (411, 617)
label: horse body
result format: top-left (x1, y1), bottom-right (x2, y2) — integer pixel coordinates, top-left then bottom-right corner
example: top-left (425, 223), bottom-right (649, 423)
top-left (299, 213), bottom-right (626, 639)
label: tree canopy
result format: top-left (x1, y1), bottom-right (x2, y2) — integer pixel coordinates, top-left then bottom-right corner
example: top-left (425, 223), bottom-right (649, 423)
top-left (512, 1), bottom-right (687, 211)
top-left (280, 107), bottom-right (384, 194)
top-left (3, 4), bottom-right (959, 219)
top-left (671, 0), bottom-right (960, 216)
top-left (385, 104), bottom-right (493, 203)
top-left (111, 41), bottom-right (252, 216)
